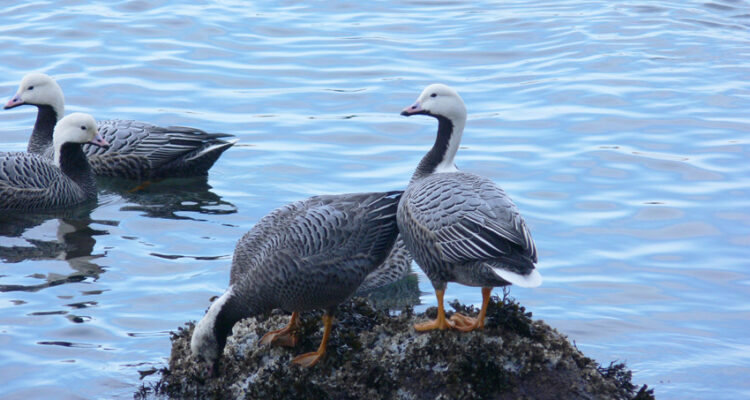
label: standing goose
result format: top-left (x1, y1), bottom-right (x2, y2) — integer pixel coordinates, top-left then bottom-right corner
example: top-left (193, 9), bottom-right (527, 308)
top-left (398, 84), bottom-right (541, 332)
top-left (0, 113), bottom-right (109, 210)
top-left (190, 191), bottom-right (402, 371)
top-left (4, 72), bottom-right (237, 180)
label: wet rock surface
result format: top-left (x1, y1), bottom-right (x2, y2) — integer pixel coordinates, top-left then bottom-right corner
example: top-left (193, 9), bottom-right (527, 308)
top-left (140, 295), bottom-right (654, 400)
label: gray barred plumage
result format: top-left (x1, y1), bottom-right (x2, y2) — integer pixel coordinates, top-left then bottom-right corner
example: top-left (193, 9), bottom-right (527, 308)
top-left (5, 73), bottom-right (236, 180)
top-left (399, 171), bottom-right (538, 289)
top-left (0, 152), bottom-right (90, 210)
top-left (228, 191), bottom-right (402, 314)
top-left (190, 190), bottom-right (403, 369)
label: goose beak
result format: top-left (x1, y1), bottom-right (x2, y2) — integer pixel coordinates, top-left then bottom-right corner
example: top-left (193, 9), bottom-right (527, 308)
top-left (4, 94), bottom-right (24, 109)
top-left (401, 101), bottom-right (423, 116)
top-left (89, 132), bottom-right (110, 148)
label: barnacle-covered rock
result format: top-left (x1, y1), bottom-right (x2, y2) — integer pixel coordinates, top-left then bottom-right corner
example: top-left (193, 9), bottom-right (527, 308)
top-left (140, 295), bottom-right (653, 400)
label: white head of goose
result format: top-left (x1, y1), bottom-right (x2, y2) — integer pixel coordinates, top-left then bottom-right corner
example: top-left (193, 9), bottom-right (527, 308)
top-left (397, 83), bottom-right (541, 332)
top-left (4, 72), bottom-right (65, 154)
top-left (401, 83), bottom-right (467, 178)
top-left (0, 112), bottom-right (109, 211)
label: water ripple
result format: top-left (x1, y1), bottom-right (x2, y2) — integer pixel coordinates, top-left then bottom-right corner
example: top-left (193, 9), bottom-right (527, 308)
top-left (1, 0), bottom-right (749, 399)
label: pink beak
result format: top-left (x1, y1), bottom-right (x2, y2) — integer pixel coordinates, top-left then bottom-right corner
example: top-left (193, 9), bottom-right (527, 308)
top-left (4, 94), bottom-right (24, 109)
top-left (89, 132), bottom-right (110, 148)
top-left (401, 101), bottom-right (423, 116)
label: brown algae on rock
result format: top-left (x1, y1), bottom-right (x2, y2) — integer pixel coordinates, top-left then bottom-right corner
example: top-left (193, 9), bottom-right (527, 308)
top-left (140, 294), bottom-right (654, 400)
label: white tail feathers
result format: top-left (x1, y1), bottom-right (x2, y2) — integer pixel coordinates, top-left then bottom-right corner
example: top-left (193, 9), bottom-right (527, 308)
top-left (490, 267), bottom-right (542, 288)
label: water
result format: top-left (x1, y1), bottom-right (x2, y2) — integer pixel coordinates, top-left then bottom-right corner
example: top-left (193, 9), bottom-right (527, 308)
top-left (1, 1), bottom-right (749, 398)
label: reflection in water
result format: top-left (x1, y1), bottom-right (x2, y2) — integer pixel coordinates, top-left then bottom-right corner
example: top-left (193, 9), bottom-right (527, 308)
top-left (0, 207), bottom-right (111, 293)
top-left (97, 176), bottom-right (237, 220)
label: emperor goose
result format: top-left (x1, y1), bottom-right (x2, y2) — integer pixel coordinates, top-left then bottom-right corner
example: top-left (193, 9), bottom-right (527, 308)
top-left (190, 191), bottom-right (402, 372)
top-left (397, 84), bottom-right (541, 332)
top-left (0, 113), bottom-right (109, 210)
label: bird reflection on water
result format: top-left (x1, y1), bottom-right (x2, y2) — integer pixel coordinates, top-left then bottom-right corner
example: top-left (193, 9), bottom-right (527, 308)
top-left (0, 176), bottom-right (237, 294)
top-left (97, 176), bottom-right (237, 220)
top-left (0, 206), bottom-right (109, 293)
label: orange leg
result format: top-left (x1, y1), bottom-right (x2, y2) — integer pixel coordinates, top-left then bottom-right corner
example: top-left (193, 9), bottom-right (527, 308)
top-left (292, 314), bottom-right (333, 367)
top-left (451, 287), bottom-right (492, 332)
top-left (414, 289), bottom-right (456, 331)
top-left (127, 180), bottom-right (153, 193)
top-left (259, 311), bottom-right (300, 347)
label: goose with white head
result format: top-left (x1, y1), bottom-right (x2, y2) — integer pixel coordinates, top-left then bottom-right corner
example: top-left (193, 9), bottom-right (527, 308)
top-left (0, 112), bottom-right (110, 210)
top-left (398, 84), bottom-right (541, 332)
top-left (4, 72), bottom-right (237, 180)
top-left (190, 190), bottom-right (403, 374)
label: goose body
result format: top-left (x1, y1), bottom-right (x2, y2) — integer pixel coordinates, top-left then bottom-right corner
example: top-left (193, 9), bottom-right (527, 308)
top-left (397, 84), bottom-right (540, 332)
top-left (191, 190), bottom-right (402, 371)
top-left (5, 73), bottom-right (236, 180)
top-left (0, 113), bottom-right (109, 211)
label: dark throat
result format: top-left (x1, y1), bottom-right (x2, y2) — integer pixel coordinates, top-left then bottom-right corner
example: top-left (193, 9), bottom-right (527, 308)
top-left (412, 115), bottom-right (454, 181)
top-left (29, 105), bottom-right (59, 154)
top-left (59, 142), bottom-right (97, 198)
top-left (212, 296), bottom-right (245, 355)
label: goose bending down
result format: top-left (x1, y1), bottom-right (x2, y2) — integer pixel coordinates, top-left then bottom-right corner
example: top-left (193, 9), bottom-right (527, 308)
top-left (0, 113), bottom-right (109, 211)
top-left (397, 84), bottom-right (541, 332)
top-left (4, 73), bottom-right (237, 180)
top-left (190, 191), bottom-right (402, 372)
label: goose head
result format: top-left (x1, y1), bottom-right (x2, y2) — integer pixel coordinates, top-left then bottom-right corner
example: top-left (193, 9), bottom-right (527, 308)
top-left (401, 84), bottom-right (468, 176)
top-left (190, 286), bottom-right (235, 376)
top-left (4, 72), bottom-right (65, 118)
top-left (53, 113), bottom-right (109, 165)
top-left (400, 83), bottom-right (467, 123)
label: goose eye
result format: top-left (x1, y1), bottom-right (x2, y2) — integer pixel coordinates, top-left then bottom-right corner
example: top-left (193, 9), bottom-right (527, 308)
top-left (28, 86), bottom-right (34, 90)
top-left (80, 125), bottom-right (86, 130)
top-left (430, 93), bottom-right (437, 98)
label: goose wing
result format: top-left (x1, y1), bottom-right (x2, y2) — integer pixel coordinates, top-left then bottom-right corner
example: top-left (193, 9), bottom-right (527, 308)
top-left (0, 152), bottom-right (83, 209)
top-left (83, 119), bottom-right (234, 169)
top-left (408, 172), bottom-right (536, 265)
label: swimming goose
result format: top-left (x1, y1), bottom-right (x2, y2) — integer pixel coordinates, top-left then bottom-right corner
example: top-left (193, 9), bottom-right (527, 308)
top-left (190, 191), bottom-right (402, 372)
top-left (0, 113), bottom-right (109, 210)
top-left (4, 72), bottom-right (236, 180)
top-left (397, 84), bottom-right (541, 332)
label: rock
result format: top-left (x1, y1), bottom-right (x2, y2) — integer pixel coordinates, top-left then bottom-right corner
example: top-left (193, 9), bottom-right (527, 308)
top-left (139, 294), bottom-right (654, 400)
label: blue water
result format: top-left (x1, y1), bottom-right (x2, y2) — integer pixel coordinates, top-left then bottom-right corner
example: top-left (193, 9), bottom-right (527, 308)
top-left (1, 1), bottom-right (749, 399)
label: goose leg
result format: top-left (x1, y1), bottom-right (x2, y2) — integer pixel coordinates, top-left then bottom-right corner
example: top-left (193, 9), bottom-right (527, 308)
top-left (127, 180), bottom-right (153, 193)
top-left (259, 311), bottom-right (300, 347)
top-left (414, 289), bottom-right (455, 331)
top-left (292, 313), bottom-right (333, 367)
top-left (451, 287), bottom-right (492, 332)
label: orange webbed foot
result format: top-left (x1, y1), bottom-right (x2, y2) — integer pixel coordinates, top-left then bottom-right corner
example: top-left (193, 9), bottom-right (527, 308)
top-left (291, 350), bottom-right (325, 367)
top-left (414, 316), bottom-right (456, 331)
top-left (259, 311), bottom-right (300, 347)
top-left (259, 328), bottom-right (299, 347)
top-left (450, 312), bottom-right (482, 332)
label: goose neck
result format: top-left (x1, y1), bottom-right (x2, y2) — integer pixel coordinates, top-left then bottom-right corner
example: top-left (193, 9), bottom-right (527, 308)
top-left (411, 114), bottom-right (465, 181)
top-left (56, 142), bottom-right (97, 197)
top-left (29, 105), bottom-right (59, 154)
